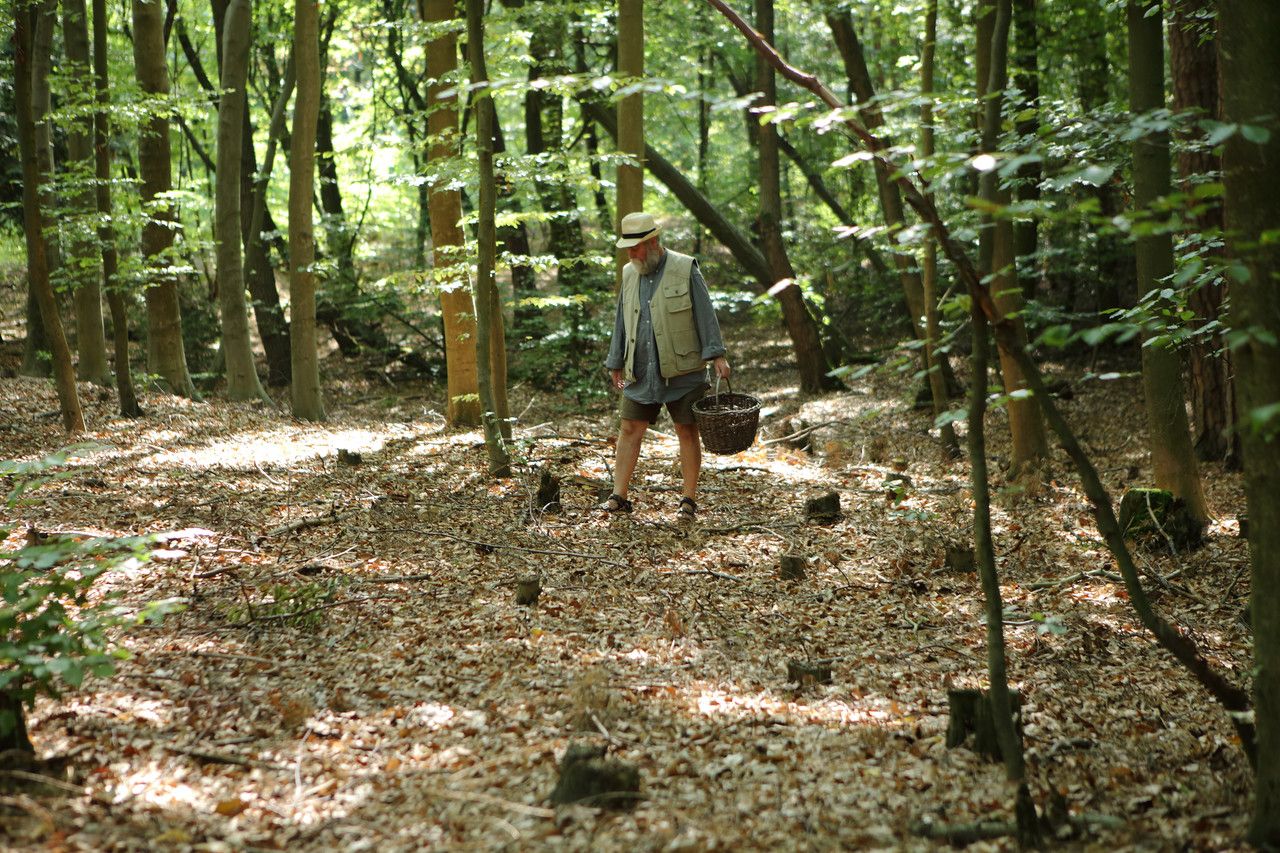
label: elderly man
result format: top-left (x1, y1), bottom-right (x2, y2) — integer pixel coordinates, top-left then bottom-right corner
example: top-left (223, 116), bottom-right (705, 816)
top-left (601, 212), bottom-right (731, 520)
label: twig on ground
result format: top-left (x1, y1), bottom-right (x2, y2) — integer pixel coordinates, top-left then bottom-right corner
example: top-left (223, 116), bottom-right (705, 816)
top-left (678, 569), bottom-right (743, 582)
top-left (266, 510), bottom-right (357, 539)
top-left (384, 526), bottom-right (629, 569)
top-left (418, 786), bottom-right (556, 818)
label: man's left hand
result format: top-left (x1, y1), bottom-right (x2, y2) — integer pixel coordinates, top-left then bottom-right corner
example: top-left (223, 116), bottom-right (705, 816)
top-left (712, 357), bottom-right (731, 380)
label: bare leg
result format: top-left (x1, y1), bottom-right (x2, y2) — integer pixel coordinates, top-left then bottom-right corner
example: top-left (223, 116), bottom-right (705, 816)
top-left (674, 422), bottom-right (702, 501)
top-left (613, 418), bottom-right (649, 498)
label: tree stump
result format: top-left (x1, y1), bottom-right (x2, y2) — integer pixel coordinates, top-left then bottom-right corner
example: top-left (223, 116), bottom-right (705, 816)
top-left (944, 545), bottom-right (975, 573)
top-left (946, 688), bottom-right (1023, 763)
top-left (786, 659), bottom-right (833, 687)
top-left (779, 554), bottom-right (806, 581)
top-left (804, 491), bottom-right (841, 523)
top-left (336, 448), bottom-right (362, 466)
top-left (549, 742), bottom-right (640, 809)
top-left (1118, 487), bottom-right (1203, 551)
top-left (515, 575), bottom-right (541, 606)
top-left (535, 467), bottom-right (561, 513)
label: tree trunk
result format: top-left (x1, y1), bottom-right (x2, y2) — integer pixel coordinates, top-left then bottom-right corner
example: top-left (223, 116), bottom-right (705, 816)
top-left (133, 0), bottom-right (195, 397)
top-left (1127, 0), bottom-right (1208, 525)
top-left (920, 0), bottom-right (960, 458)
top-left (19, 0), bottom-right (57, 379)
top-left (970, 0), bottom-right (1029, 788)
top-left (62, 0), bottom-right (111, 386)
top-left (289, 0), bottom-right (325, 421)
top-left (978, 0), bottom-right (1048, 477)
top-left (615, 0), bottom-right (644, 287)
top-left (1011, 0), bottom-right (1041, 301)
top-left (214, 0), bottom-right (268, 402)
top-left (246, 60), bottom-right (296, 388)
top-left (14, 1), bottom-right (85, 432)
top-left (421, 0), bottom-right (480, 426)
top-left (467, 0), bottom-right (511, 474)
top-left (93, 0), bottom-right (141, 416)
top-left (1169, 0), bottom-right (1235, 465)
top-left (757, 0), bottom-right (837, 393)
top-left (1220, 3), bottom-right (1280, 842)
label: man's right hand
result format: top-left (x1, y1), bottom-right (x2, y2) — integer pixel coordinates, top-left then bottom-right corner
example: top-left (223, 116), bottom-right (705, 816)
top-left (610, 369), bottom-right (626, 390)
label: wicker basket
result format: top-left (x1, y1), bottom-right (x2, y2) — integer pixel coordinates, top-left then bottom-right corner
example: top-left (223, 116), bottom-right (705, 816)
top-left (693, 378), bottom-right (761, 455)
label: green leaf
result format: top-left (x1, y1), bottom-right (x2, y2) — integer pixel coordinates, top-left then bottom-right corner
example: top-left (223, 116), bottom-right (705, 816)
top-left (61, 660), bottom-right (85, 688)
top-left (1241, 124), bottom-right (1272, 145)
top-left (1205, 122), bottom-right (1238, 146)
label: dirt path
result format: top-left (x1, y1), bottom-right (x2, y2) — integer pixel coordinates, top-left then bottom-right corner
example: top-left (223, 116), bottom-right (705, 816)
top-left (0, 350), bottom-right (1254, 850)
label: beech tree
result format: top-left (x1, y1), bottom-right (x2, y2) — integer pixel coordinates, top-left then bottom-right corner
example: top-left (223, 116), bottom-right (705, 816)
top-left (1219, 2), bottom-right (1280, 843)
top-left (422, 0), bottom-right (481, 426)
top-left (615, 0), bottom-right (643, 284)
top-left (289, 0), bottom-right (325, 421)
top-left (14, 0), bottom-right (84, 433)
top-left (214, 0), bottom-right (269, 403)
top-left (132, 0), bottom-right (195, 397)
top-left (1127, 0), bottom-right (1208, 526)
top-left (467, 0), bottom-right (511, 476)
top-left (61, 0), bottom-right (110, 386)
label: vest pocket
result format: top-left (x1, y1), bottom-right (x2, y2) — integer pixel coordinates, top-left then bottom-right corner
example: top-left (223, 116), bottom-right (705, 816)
top-left (673, 329), bottom-right (702, 371)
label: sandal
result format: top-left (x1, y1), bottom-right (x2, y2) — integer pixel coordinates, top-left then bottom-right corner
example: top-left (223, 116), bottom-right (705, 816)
top-left (600, 494), bottom-right (633, 514)
top-left (677, 497), bottom-right (698, 520)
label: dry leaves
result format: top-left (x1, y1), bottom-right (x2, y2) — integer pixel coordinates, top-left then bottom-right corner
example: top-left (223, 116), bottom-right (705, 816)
top-left (0, 348), bottom-right (1255, 850)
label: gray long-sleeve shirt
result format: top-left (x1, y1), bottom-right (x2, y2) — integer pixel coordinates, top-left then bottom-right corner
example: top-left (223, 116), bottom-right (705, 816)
top-left (605, 252), bottom-right (726, 405)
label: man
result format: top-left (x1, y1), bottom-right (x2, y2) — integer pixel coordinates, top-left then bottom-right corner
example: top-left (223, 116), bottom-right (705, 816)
top-left (602, 211), bottom-right (731, 520)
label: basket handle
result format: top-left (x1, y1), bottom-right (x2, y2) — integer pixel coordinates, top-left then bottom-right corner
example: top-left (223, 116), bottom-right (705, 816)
top-left (712, 375), bottom-right (732, 396)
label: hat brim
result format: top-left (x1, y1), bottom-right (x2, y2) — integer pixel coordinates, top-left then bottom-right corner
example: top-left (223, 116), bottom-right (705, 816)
top-left (615, 227), bottom-right (659, 249)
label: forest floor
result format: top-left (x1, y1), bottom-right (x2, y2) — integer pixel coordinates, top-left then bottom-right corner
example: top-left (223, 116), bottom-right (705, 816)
top-left (0, 318), bottom-right (1256, 851)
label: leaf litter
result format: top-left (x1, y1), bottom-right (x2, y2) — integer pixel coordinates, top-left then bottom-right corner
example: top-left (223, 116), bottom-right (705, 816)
top-left (0, 343), bottom-right (1254, 851)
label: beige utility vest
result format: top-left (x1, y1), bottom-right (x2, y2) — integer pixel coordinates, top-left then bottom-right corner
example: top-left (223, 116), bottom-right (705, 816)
top-left (620, 249), bottom-right (705, 382)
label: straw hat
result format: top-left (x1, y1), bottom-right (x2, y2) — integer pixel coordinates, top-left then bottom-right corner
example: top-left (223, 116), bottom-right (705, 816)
top-left (615, 211), bottom-right (661, 248)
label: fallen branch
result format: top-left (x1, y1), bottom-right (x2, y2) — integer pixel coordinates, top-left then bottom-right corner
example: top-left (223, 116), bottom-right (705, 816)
top-left (761, 419), bottom-right (843, 446)
top-left (265, 510), bottom-right (357, 538)
top-left (165, 744), bottom-right (286, 770)
top-left (678, 569), bottom-right (743, 582)
top-left (1027, 569), bottom-right (1123, 590)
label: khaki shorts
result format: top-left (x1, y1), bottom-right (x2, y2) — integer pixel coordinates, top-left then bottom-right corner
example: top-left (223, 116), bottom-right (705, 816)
top-left (619, 383), bottom-right (709, 426)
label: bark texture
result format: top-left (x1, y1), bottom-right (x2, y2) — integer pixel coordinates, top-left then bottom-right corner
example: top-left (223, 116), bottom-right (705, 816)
top-left (1219, 2), bottom-right (1280, 842)
top-left (215, 0), bottom-right (268, 402)
top-left (289, 0), bottom-right (325, 420)
top-left (421, 0), bottom-right (480, 425)
top-left (1127, 0), bottom-right (1207, 524)
top-left (133, 0), bottom-right (195, 397)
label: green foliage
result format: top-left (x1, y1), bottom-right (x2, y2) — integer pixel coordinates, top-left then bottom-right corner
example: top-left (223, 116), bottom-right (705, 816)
top-left (1, 451), bottom-right (183, 741)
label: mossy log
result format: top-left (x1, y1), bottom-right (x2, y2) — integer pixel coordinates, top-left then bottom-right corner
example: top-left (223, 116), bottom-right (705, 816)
top-left (549, 742), bottom-right (640, 809)
top-left (804, 491), bottom-right (841, 523)
top-left (779, 554), bottom-right (807, 581)
top-left (1117, 487), bottom-right (1203, 551)
top-left (945, 688), bottom-right (1023, 763)
top-left (786, 658), bottom-right (834, 687)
